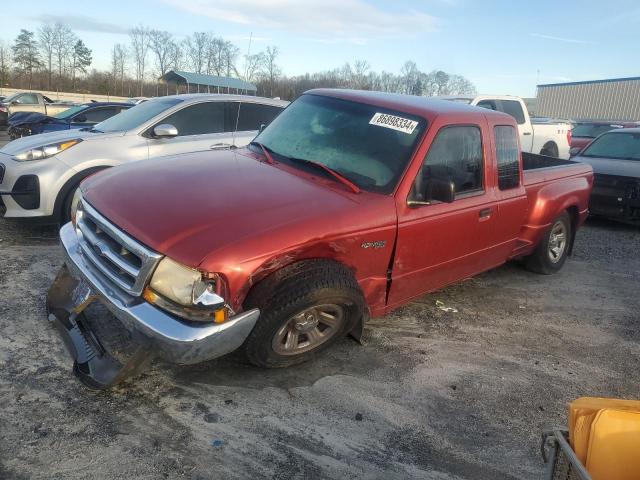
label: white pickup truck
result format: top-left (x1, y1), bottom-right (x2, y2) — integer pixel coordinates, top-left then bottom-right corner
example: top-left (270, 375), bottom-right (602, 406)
top-left (439, 95), bottom-right (572, 159)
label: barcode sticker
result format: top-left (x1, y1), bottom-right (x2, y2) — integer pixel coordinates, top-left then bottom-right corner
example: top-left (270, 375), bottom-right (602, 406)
top-left (369, 112), bottom-right (418, 134)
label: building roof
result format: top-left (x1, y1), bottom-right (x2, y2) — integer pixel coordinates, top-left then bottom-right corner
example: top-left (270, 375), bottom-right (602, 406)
top-left (538, 76), bottom-right (640, 88)
top-left (159, 70), bottom-right (257, 92)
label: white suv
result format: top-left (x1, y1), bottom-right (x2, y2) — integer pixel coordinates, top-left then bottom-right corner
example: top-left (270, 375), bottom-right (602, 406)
top-left (0, 94), bottom-right (288, 222)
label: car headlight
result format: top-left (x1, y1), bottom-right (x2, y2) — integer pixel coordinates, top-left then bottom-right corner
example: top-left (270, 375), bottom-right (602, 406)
top-left (70, 188), bottom-right (83, 226)
top-left (144, 257), bottom-right (229, 323)
top-left (13, 139), bottom-right (82, 161)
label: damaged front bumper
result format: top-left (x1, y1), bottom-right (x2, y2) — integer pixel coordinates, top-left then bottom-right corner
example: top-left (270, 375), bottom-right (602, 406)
top-left (46, 223), bottom-right (259, 389)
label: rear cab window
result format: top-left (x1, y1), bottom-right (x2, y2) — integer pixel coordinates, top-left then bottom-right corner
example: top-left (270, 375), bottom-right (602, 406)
top-left (494, 126), bottom-right (521, 189)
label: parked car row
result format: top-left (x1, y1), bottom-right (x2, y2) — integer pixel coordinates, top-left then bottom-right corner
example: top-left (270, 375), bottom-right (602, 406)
top-left (36, 89), bottom-right (594, 389)
top-left (7, 102), bottom-right (133, 140)
top-left (0, 94), bottom-right (288, 222)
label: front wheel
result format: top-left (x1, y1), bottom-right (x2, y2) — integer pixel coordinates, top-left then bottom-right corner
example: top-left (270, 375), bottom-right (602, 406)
top-left (525, 211), bottom-right (571, 274)
top-left (241, 261), bottom-right (365, 368)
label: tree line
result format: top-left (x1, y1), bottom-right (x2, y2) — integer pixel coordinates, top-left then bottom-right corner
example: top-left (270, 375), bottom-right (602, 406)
top-left (0, 23), bottom-right (477, 101)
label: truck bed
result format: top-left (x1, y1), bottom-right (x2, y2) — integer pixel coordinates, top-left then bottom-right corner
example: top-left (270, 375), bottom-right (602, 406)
top-left (522, 152), bottom-right (592, 186)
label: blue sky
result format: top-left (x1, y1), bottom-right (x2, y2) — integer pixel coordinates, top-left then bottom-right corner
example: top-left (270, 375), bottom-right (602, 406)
top-left (2, 0), bottom-right (639, 96)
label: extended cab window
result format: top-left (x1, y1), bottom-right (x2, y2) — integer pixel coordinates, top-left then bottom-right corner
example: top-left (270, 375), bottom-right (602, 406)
top-left (498, 100), bottom-right (526, 125)
top-left (237, 103), bottom-right (283, 132)
top-left (495, 126), bottom-right (520, 189)
top-left (161, 102), bottom-right (226, 136)
top-left (411, 126), bottom-right (483, 202)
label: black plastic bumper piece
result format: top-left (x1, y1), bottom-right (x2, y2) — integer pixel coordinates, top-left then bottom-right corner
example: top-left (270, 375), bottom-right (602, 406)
top-left (46, 265), bottom-right (154, 390)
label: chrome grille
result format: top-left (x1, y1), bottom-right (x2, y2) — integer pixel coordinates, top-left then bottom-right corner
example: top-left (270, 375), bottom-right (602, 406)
top-left (75, 199), bottom-right (163, 296)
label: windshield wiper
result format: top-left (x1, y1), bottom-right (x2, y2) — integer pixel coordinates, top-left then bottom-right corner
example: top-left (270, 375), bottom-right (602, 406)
top-left (250, 141), bottom-right (275, 165)
top-left (288, 157), bottom-right (361, 194)
top-left (88, 127), bottom-right (103, 133)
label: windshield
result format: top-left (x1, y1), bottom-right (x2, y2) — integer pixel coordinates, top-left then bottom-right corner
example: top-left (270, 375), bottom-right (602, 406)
top-left (254, 94), bottom-right (426, 193)
top-left (53, 105), bottom-right (88, 119)
top-left (94, 97), bottom-right (182, 132)
top-left (2, 93), bottom-right (21, 104)
top-left (581, 132), bottom-right (640, 161)
top-left (572, 123), bottom-right (621, 138)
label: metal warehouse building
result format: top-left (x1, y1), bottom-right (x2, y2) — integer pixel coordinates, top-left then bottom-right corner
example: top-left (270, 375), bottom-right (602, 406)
top-left (536, 77), bottom-right (640, 121)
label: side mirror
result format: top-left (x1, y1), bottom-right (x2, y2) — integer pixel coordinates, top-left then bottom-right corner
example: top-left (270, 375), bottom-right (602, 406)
top-left (569, 147), bottom-right (581, 157)
top-left (10, 100), bottom-right (19, 105)
top-left (74, 114), bottom-right (87, 123)
top-left (259, 123), bottom-right (266, 133)
top-left (153, 123), bottom-right (178, 138)
top-left (425, 178), bottom-right (456, 203)
top-left (408, 177), bottom-right (456, 207)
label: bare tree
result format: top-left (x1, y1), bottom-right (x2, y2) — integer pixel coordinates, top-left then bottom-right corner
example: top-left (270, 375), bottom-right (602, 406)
top-left (130, 25), bottom-right (150, 96)
top-left (149, 29), bottom-right (174, 76)
top-left (263, 46), bottom-right (281, 96)
top-left (0, 40), bottom-right (12, 91)
top-left (38, 23), bottom-right (55, 89)
top-left (185, 32), bottom-right (207, 74)
top-left (52, 23), bottom-right (76, 90)
top-left (110, 44), bottom-right (127, 96)
top-left (243, 52), bottom-right (265, 84)
top-left (168, 41), bottom-right (185, 71)
top-left (351, 59), bottom-right (370, 89)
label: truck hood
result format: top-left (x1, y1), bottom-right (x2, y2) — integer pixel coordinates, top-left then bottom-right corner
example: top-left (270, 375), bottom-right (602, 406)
top-left (0, 128), bottom-right (124, 155)
top-left (575, 155), bottom-right (640, 178)
top-left (81, 149), bottom-right (391, 268)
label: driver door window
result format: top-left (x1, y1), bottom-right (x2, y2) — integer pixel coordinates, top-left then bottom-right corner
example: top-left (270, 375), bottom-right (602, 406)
top-left (411, 125), bottom-right (483, 202)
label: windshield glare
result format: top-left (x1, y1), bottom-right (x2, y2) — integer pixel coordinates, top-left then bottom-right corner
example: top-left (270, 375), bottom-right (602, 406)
top-left (581, 132), bottom-right (640, 161)
top-left (54, 105), bottom-right (88, 119)
top-left (254, 94), bottom-right (426, 193)
top-left (94, 98), bottom-right (182, 132)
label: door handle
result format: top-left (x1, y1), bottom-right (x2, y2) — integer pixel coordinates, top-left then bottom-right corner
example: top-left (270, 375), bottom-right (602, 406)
top-left (523, 132), bottom-right (532, 136)
top-left (210, 143), bottom-right (235, 150)
top-left (479, 208), bottom-right (493, 220)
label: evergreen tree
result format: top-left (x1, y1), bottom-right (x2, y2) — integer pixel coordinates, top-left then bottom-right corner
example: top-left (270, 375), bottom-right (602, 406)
top-left (12, 29), bottom-right (41, 89)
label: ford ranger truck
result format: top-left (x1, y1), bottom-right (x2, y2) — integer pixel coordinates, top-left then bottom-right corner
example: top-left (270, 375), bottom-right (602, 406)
top-left (46, 89), bottom-right (594, 389)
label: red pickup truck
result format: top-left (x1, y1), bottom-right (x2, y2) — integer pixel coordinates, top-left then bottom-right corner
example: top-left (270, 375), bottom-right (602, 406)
top-left (47, 89), bottom-right (593, 389)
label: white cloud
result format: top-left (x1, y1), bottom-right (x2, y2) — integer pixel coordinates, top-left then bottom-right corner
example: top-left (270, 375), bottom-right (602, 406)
top-left (530, 33), bottom-right (593, 45)
top-left (162, 0), bottom-right (437, 41)
top-left (29, 14), bottom-right (129, 35)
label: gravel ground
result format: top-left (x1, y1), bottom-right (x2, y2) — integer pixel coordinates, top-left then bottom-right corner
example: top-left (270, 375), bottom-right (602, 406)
top-left (0, 214), bottom-right (638, 480)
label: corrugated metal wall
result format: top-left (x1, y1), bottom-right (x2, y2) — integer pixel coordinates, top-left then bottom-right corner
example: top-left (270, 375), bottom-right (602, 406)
top-left (536, 78), bottom-right (640, 121)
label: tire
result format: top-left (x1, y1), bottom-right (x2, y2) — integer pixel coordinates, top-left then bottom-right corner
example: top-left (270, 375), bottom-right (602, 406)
top-left (59, 184), bottom-right (79, 225)
top-left (241, 260), bottom-right (365, 368)
top-left (540, 142), bottom-right (559, 158)
top-left (525, 211), bottom-right (571, 274)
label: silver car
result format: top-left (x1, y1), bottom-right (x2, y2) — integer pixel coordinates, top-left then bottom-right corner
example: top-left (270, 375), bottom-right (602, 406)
top-left (0, 94), bottom-right (288, 222)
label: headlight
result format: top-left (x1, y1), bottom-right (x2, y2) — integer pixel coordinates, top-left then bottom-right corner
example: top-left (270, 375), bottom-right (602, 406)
top-left (13, 139), bottom-right (82, 161)
top-left (145, 257), bottom-right (229, 323)
top-left (70, 188), bottom-right (82, 226)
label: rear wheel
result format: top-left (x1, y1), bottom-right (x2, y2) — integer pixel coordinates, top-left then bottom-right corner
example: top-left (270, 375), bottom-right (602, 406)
top-left (242, 260), bottom-right (365, 368)
top-left (525, 211), bottom-right (571, 274)
top-left (540, 142), bottom-right (559, 158)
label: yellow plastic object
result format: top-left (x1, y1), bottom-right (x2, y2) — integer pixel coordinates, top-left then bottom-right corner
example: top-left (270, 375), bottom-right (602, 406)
top-left (569, 397), bottom-right (640, 464)
top-left (585, 409), bottom-right (640, 480)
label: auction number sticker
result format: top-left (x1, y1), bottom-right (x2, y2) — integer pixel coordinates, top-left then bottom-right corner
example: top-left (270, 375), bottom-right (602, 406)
top-left (369, 112), bottom-right (418, 134)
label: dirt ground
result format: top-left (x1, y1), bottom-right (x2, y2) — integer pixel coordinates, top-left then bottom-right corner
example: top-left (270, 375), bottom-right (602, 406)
top-left (0, 162), bottom-right (638, 478)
